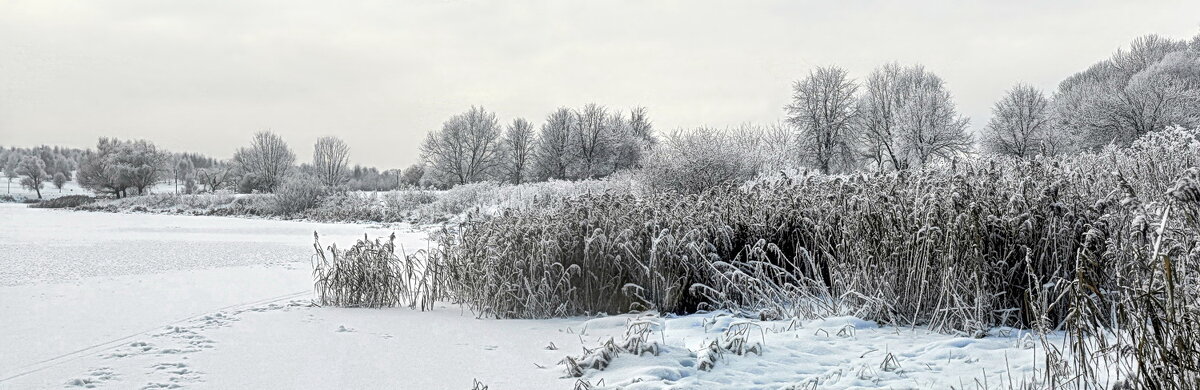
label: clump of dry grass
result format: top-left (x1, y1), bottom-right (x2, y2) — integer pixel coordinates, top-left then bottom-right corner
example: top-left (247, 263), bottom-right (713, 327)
top-left (311, 232), bottom-right (440, 309)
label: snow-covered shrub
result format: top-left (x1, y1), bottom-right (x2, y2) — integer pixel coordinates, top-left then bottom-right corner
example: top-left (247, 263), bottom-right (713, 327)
top-left (28, 195), bottom-right (95, 209)
top-left (273, 175), bottom-right (327, 215)
top-left (306, 192), bottom-right (389, 222)
top-left (78, 193), bottom-right (275, 216)
top-left (383, 188), bottom-right (437, 212)
top-left (639, 127), bottom-right (760, 194)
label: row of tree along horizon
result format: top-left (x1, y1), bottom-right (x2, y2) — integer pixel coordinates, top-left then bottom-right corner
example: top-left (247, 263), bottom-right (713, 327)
top-left (3, 33), bottom-right (1197, 198)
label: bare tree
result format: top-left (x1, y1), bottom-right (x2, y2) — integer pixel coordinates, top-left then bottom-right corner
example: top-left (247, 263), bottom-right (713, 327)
top-left (420, 106), bottom-right (504, 186)
top-left (313, 136), bottom-right (351, 188)
top-left (197, 162), bottom-right (235, 192)
top-left (982, 84), bottom-right (1054, 158)
top-left (502, 118), bottom-right (535, 184)
top-left (786, 66), bottom-right (860, 174)
top-left (534, 107), bottom-right (575, 180)
top-left (570, 103), bottom-right (614, 179)
top-left (234, 131), bottom-right (295, 192)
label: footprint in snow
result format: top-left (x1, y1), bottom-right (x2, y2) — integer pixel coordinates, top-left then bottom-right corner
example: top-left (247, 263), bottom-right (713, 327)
top-left (66, 367), bottom-right (117, 388)
top-left (105, 341), bottom-right (155, 358)
top-left (336, 325), bottom-right (355, 332)
top-left (482, 345), bottom-right (499, 351)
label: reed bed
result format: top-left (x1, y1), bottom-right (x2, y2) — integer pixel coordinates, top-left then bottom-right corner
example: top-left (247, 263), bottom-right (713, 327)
top-left (426, 127), bottom-right (1200, 388)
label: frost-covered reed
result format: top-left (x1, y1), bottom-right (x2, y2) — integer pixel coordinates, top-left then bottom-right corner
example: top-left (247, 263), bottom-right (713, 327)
top-left (429, 127), bottom-right (1200, 388)
top-left (311, 232), bottom-right (440, 310)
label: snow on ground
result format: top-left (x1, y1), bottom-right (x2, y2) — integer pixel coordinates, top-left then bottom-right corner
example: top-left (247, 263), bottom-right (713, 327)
top-left (0, 203), bottom-right (410, 387)
top-left (0, 203), bottom-right (1058, 389)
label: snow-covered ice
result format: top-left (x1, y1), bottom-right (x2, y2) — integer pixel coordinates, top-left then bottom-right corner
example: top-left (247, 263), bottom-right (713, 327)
top-left (0, 203), bottom-right (1061, 389)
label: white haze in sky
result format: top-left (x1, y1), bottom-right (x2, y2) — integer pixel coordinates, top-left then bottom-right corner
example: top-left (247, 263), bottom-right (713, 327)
top-left (1, 0), bottom-right (1198, 168)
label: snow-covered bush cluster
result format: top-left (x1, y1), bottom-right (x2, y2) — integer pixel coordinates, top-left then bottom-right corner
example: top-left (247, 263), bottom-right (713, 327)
top-left (72, 174), bottom-right (643, 224)
top-left (426, 127), bottom-right (1200, 388)
top-left (27, 195), bottom-right (95, 209)
top-left (75, 192), bottom-right (277, 216)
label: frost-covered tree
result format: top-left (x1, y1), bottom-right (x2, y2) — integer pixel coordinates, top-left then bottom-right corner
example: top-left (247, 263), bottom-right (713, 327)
top-left (3, 154), bottom-right (18, 194)
top-left (173, 157), bottom-right (194, 194)
top-left (501, 118), bottom-right (536, 184)
top-left (608, 109), bottom-right (655, 173)
top-left (787, 66), bottom-right (860, 174)
top-left (312, 136), bottom-right (351, 188)
top-left (983, 84), bottom-right (1055, 158)
top-left (570, 103), bottom-right (614, 179)
top-left (629, 106), bottom-right (655, 146)
top-left (400, 163), bottom-right (425, 187)
top-left (77, 138), bottom-right (166, 197)
top-left (534, 107), bottom-right (575, 181)
top-left (896, 72), bottom-right (972, 167)
top-left (858, 63), bottom-right (971, 170)
top-left (16, 155), bottom-right (48, 199)
top-left (77, 143), bottom-right (122, 198)
top-left (233, 131), bottom-right (295, 192)
top-left (51, 155), bottom-right (73, 180)
top-left (420, 106), bottom-right (504, 186)
top-left (52, 172), bottom-right (67, 192)
top-left (1051, 34), bottom-right (1200, 150)
top-left (117, 140), bottom-right (167, 195)
top-left (858, 63), bottom-right (907, 170)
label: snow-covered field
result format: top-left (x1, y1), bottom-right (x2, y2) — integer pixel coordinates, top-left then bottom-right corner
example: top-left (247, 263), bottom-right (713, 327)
top-left (2, 178), bottom-right (189, 203)
top-left (0, 203), bottom-right (1059, 389)
top-left (1, 179), bottom-right (91, 201)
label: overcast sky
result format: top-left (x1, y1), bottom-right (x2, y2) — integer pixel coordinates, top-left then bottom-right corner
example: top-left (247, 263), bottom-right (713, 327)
top-left (1, 1), bottom-right (1198, 169)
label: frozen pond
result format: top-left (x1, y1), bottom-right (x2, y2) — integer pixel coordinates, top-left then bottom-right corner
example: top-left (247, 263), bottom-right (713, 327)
top-left (0, 204), bottom-right (411, 286)
top-left (0, 204), bottom-right (419, 386)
